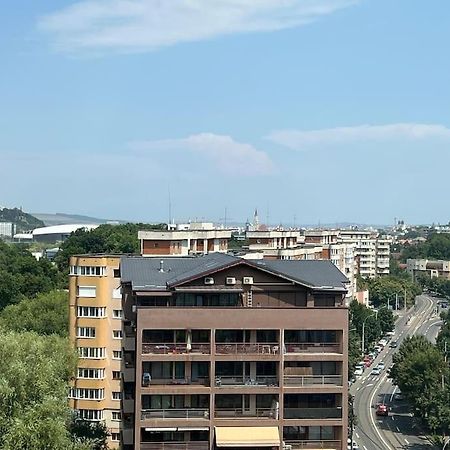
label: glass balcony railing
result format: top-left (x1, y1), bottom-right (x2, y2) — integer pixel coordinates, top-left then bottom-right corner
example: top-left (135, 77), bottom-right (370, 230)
top-left (214, 408), bottom-right (276, 418)
top-left (142, 343), bottom-right (211, 355)
top-left (284, 440), bottom-right (341, 449)
top-left (140, 442), bottom-right (209, 450)
top-left (141, 408), bottom-right (209, 420)
top-left (215, 343), bottom-right (279, 355)
top-left (283, 375), bottom-right (343, 387)
top-left (284, 343), bottom-right (342, 354)
top-left (214, 375), bottom-right (278, 387)
top-left (284, 407), bottom-right (342, 420)
top-left (142, 377), bottom-right (209, 387)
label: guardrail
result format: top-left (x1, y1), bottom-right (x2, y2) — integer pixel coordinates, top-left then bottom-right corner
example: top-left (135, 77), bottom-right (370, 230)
top-left (141, 408), bottom-right (209, 420)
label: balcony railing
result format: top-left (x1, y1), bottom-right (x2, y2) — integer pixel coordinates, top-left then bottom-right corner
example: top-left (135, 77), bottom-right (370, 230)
top-left (284, 343), bottom-right (342, 354)
top-left (142, 377), bottom-right (209, 387)
top-left (283, 375), bottom-right (343, 387)
top-left (215, 343), bottom-right (279, 355)
top-left (215, 376), bottom-right (278, 387)
top-left (284, 440), bottom-right (341, 449)
top-left (142, 343), bottom-right (211, 355)
top-left (141, 408), bottom-right (209, 420)
top-left (140, 442), bottom-right (209, 450)
top-left (284, 407), bottom-right (342, 420)
top-left (214, 408), bottom-right (276, 418)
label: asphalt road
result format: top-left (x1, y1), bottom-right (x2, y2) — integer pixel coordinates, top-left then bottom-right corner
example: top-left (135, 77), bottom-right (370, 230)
top-left (350, 295), bottom-right (443, 450)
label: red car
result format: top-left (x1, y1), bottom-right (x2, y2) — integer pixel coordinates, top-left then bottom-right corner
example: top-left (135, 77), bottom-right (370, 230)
top-left (376, 404), bottom-right (389, 416)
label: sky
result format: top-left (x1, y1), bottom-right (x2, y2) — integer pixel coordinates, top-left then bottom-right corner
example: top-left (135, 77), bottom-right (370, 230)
top-left (1, 0), bottom-right (450, 225)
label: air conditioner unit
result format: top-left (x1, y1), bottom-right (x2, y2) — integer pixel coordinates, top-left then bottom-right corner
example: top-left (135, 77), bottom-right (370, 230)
top-left (226, 277), bottom-right (236, 285)
top-left (243, 276), bottom-right (254, 285)
top-left (204, 277), bottom-right (214, 285)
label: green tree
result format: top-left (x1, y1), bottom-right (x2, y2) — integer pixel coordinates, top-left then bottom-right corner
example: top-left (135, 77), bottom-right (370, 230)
top-left (0, 329), bottom-right (92, 449)
top-left (0, 290), bottom-right (69, 337)
top-left (69, 418), bottom-right (109, 450)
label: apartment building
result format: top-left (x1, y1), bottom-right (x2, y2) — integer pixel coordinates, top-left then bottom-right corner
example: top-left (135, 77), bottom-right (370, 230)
top-left (407, 258), bottom-right (450, 282)
top-left (139, 226), bottom-right (231, 257)
top-left (120, 253), bottom-right (349, 450)
top-left (69, 255), bottom-right (123, 448)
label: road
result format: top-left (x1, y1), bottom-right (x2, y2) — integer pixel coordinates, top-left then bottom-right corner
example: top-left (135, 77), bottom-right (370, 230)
top-left (350, 295), bottom-right (443, 450)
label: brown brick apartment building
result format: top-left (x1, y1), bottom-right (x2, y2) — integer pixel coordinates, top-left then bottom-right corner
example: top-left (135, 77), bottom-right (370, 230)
top-left (120, 253), bottom-right (349, 450)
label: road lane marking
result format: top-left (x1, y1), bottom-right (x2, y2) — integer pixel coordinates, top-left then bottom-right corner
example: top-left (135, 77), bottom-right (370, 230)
top-left (405, 438), bottom-right (409, 444)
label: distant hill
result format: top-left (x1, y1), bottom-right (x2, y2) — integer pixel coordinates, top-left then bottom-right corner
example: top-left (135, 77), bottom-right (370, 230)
top-left (32, 212), bottom-right (127, 226)
top-left (0, 207), bottom-right (45, 232)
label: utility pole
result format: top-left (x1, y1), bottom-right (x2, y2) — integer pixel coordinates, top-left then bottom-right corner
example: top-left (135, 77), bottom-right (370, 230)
top-left (362, 312), bottom-right (377, 356)
top-left (395, 293), bottom-right (399, 311)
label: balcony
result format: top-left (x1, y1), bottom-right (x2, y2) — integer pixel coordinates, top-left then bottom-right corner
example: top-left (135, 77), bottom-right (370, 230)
top-left (215, 376), bottom-right (278, 387)
top-left (284, 407), bottom-right (342, 420)
top-left (142, 377), bottom-right (210, 387)
top-left (214, 408), bottom-right (276, 419)
top-left (141, 408), bottom-right (209, 420)
top-left (283, 375), bottom-right (343, 387)
top-left (284, 440), bottom-right (341, 450)
top-left (142, 343), bottom-right (211, 355)
top-left (215, 343), bottom-right (279, 355)
top-left (284, 343), bottom-right (342, 354)
top-left (141, 443), bottom-right (209, 450)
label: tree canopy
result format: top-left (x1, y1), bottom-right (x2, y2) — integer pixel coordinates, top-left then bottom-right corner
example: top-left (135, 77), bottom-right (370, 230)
top-left (401, 233), bottom-right (450, 261)
top-left (0, 290), bottom-right (69, 337)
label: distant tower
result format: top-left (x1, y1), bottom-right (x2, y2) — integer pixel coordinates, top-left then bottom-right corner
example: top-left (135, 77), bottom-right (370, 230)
top-left (253, 208), bottom-right (259, 231)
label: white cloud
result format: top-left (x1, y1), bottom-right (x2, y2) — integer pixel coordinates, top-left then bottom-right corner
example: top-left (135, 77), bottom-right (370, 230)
top-left (130, 132), bottom-right (274, 175)
top-left (268, 123), bottom-right (450, 149)
top-left (38, 0), bottom-right (359, 54)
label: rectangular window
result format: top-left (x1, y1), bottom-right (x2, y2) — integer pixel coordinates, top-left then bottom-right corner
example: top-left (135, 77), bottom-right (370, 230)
top-left (77, 286), bottom-right (97, 298)
top-left (112, 288), bottom-right (122, 299)
top-left (70, 266), bottom-right (106, 276)
top-left (77, 368), bottom-right (105, 379)
top-left (78, 409), bottom-right (103, 421)
top-left (112, 412), bottom-right (121, 421)
top-left (113, 330), bottom-right (123, 339)
top-left (77, 327), bottom-right (96, 338)
top-left (112, 371), bottom-right (121, 380)
top-left (70, 388), bottom-right (104, 400)
top-left (78, 347), bottom-right (106, 359)
top-left (77, 307), bottom-right (106, 318)
top-left (113, 350), bottom-right (122, 359)
top-left (112, 391), bottom-right (122, 400)
top-left (113, 309), bottom-right (123, 319)
top-left (111, 432), bottom-right (120, 441)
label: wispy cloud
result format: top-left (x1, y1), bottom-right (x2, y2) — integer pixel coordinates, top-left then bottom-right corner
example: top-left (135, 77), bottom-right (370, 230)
top-left (268, 123), bottom-right (450, 149)
top-left (130, 132), bottom-right (275, 176)
top-left (38, 0), bottom-right (359, 54)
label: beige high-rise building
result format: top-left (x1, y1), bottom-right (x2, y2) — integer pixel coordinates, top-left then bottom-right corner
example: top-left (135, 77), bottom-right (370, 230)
top-left (69, 255), bottom-right (123, 448)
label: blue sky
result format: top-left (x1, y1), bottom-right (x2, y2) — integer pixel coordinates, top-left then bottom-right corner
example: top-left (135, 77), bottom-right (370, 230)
top-left (1, 0), bottom-right (450, 225)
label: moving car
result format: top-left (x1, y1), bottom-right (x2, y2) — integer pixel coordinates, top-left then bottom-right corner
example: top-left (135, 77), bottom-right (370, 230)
top-left (371, 367), bottom-right (381, 376)
top-left (377, 362), bottom-right (385, 370)
top-left (376, 404), bottom-right (389, 416)
top-left (394, 392), bottom-right (404, 401)
top-left (354, 367), bottom-right (364, 376)
top-left (389, 341), bottom-right (398, 348)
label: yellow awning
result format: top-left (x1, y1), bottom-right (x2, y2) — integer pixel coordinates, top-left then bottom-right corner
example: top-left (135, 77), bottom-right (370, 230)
top-left (215, 426), bottom-right (280, 447)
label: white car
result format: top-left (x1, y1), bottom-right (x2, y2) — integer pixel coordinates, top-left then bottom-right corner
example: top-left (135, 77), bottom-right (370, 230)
top-left (354, 367), bottom-right (364, 376)
top-left (377, 362), bottom-right (385, 370)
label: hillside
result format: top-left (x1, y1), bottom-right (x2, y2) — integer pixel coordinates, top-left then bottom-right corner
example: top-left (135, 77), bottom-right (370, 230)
top-left (0, 207), bottom-right (44, 232)
top-left (32, 212), bottom-right (126, 226)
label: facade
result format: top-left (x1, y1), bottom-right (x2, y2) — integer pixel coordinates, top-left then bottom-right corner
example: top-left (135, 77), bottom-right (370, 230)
top-left (139, 228), bottom-right (231, 257)
top-left (407, 258), bottom-right (450, 282)
top-left (0, 221), bottom-right (15, 238)
top-left (33, 224), bottom-right (98, 243)
top-left (120, 253), bottom-right (349, 450)
top-left (69, 255), bottom-right (123, 448)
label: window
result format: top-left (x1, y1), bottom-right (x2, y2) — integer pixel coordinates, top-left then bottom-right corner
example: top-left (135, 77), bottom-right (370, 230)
top-left (77, 327), bottom-right (96, 338)
top-left (113, 350), bottom-right (122, 359)
top-left (70, 388), bottom-right (104, 400)
top-left (111, 432), bottom-right (120, 441)
top-left (112, 411), bottom-right (121, 421)
top-left (78, 409), bottom-right (103, 421)
top-left (112, 391), bottom-right (122, 400)
top-left (70, 266), bottom-right (106, 276)
top-left (78, 347), bottom-right (106, 359)
top-left (112, 288), bottom-right (122, 299)
top-left (112, 371), bottom-right (121, 380)
top-left (77, 286), bottom-right (97, 297)
top-left (77, 368), bottom-right (105, 379)
top-left (113, 309), bottom-right (123, 319)
top-left (77, 307), bottom-right (106, 318)
top-left (113, 269), bottom-right (120, 278)
top-left (113, 330), bottom-right (123, 339)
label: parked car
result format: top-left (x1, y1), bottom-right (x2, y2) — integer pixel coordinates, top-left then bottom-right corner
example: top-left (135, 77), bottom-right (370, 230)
top-left (389, 341), bottom-right (398, 348)
top-left (371, 367), bottom-right (381, 376)
top-left (376, 404), bottom-right (389, 416)
top-left (354, 367), bottom-right (364, 376)
top-left (394, 392), bottom-right (404, 401)
top-left (377, 362), bottom-right (385, 370)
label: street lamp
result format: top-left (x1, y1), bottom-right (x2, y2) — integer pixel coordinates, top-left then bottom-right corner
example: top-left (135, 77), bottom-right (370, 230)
top-left (362, 312), bottom-right (377, 356)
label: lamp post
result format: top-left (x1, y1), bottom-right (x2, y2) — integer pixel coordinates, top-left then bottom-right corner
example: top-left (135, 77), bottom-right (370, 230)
top-left (362, 312), bottom-right (377, 356)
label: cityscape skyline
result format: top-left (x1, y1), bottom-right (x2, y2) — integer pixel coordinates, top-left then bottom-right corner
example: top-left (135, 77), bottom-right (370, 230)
top-left (2, 1), bottom-right (450, 223)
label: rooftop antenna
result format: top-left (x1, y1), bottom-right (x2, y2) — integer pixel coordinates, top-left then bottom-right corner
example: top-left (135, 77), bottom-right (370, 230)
top-left (224, 207), bottom-right (227, 228)
top-left (168, 186), bottom-right (172, 225)
top-left (266, 202), bottom-right (270, 228)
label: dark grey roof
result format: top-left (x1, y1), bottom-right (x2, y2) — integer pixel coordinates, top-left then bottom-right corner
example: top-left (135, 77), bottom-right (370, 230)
top-left (120, 253), bottom-right (237, 291)
top-left (121, 253), bottom-right (348, 292)
top-left (250, 259), bottom-right (348, 290)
